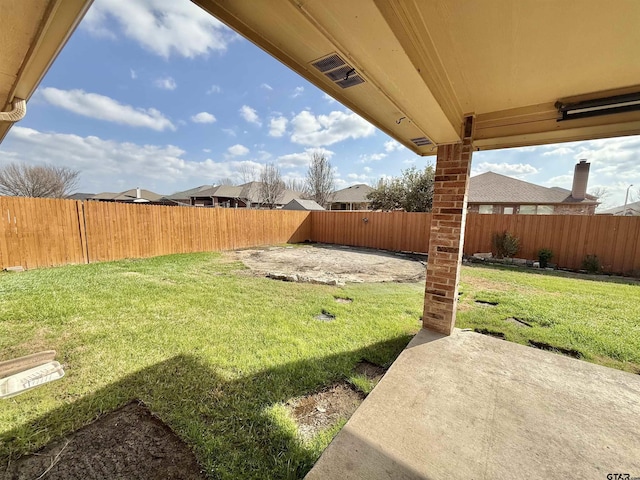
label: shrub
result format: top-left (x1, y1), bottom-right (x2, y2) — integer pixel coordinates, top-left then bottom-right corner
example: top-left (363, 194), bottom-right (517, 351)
top-left (492, 231), bottom-right (520, 259)
top-left (538, 248), bottom-right (554, 268)
top-left (582, 254), bottom-right (601, 274)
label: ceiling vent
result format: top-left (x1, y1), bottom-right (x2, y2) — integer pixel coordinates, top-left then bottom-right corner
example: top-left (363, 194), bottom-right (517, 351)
top-left (311, 53), bottom-right (365, 89)
top-left (311, 54), bottom-right (345, 72)
top-left (410, 137), bottom-right (431, 147)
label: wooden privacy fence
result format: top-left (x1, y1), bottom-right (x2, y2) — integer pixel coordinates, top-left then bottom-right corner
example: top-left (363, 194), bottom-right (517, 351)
top-left (0, 196), bottom-right (87, 270)
top-left (464, 213), bottom-right (640, 274)
top-left (3, 196), bottom-right (640, 275)
top-left (83, 201), bottom-right (311, 262)
top-left (0, 196), bottom-right (311, 270)
top-left (310, 211), bottom-right (640, 274)
top-left (311, 211), bottom-right (432, 253)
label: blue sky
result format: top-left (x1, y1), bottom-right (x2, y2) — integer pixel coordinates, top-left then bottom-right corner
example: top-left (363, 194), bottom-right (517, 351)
top-left (1, 0), bottom-right (639, 209)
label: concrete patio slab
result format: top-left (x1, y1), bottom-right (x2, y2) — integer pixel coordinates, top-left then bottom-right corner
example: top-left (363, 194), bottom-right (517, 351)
top-left (306, 329), bottom-right (640, 480)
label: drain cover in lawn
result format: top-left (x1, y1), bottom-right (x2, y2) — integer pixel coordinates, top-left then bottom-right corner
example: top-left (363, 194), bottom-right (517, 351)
top-left (4, 401), bottom-right (205, 480)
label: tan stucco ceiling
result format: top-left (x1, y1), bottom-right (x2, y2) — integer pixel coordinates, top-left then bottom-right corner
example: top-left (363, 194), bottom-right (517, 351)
top-left (0, 0), bottom-right (92, 142)
top-left (193, 0), bottom-right (640, 155)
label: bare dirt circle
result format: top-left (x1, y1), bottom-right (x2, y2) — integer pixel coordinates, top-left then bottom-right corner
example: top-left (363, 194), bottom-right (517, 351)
top-left (227, 244), bottom-right (426, 284)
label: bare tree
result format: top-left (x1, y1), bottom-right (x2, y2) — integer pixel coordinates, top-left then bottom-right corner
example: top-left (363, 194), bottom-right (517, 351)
top-left (259, 163), bottom-right (285, 209)
top-left (0, 163), bottom-right (79, 198)
top-left (588, 186), bottom-right (610, 211)
top-left (305, 151), bottom-right (335, 207)
top-left (285, 178), bottom-right (305, 192)
top-left (217, 177), bottom-right (236, 186)
top-left (239, 164), bottom-right (258, 184)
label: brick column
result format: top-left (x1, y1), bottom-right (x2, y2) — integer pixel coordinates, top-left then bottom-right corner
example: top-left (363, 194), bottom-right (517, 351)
top-left (423, 121), bottom-right (473, 335)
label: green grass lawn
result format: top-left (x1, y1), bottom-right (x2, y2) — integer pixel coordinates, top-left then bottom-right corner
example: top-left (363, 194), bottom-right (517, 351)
top-left (0, 253), bottom-right (423, 479)
top-left (1, 253), bottom-right (639, 479)
top-left (457, 264), bottom-right (640, 373)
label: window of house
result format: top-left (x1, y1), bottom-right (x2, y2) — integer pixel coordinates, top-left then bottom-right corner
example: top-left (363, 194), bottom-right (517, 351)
top-left (479, 205), bottom-right (493, 214)
top-left (519, 205), bottom-right (536, 215)
top-left (503, 207), bottom-right (514, 214)
top-left (537, 205), bottom-right (554, 215)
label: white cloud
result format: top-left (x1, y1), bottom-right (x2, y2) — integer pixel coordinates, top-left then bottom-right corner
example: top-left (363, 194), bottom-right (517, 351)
top-left (291, 86), bottom-right (304, 98)
top-left (514, 146), bottom-right (538, 152)
top-left (154, 76), bottom-right (177, 90)
top-left (268, 116), bottom-right (288, 137)
top-left (277, 148), bottom-right (334, 169)
top-left (347, 173), bottom-right (371, 181)
top-left (222, 128), bottom-right (236, 137)
top-left (227, 144), bottom-right (249, 156)
top-left (130, 69), bottom-right (137, 79)
top-left (544, 174), bottom-right (574, 188)
top-left (206, 84), bottom-right (221, 94)
top-left (260, 83), bottom-right (273, 91)
top-left (384, 140), bottom-right (405, 152)
top-left (190, 112), bottom-right (216, 124)
top-left (472, 162), bottom-right (538, 178)
top-left (239, 105), bottom-right (261, 126)
top-left (0, 127), bottom-right (268, 192)
top-left (81, 0), bottom-right (235, 59)
top-left (203, 148), bottom-right (211, 153)
top-left (402, 159), bottom-right (416, 164)
top-left (542, 147), bottom-right (575, 156)
top-left (256, 150), bottom-right (272, 161)
top-left (322, 93), bottom-right (337, 104)
top-left (290, 110), bottom-right (375, 147)
top-left (359, 152), bottom-right (387, 163)
top-left (363, 166), bottom-right (372, 173)
top-left (40, 87), bottom-right (175, 131)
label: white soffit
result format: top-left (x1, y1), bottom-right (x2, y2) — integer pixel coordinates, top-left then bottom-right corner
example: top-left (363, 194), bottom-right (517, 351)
top-left (195, 0), bottom-right (640, 154)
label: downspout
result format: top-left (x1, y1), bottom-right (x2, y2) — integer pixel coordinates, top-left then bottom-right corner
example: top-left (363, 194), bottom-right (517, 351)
top-left (0, 98), bottom-right (27, 122)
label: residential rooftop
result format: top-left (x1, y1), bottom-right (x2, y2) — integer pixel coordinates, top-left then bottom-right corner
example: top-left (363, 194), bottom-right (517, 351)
top-left (468, 172), bottom-right (598, 205)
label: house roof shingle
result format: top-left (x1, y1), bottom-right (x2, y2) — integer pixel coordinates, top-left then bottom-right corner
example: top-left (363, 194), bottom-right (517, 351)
top-left (91, 189), bottom-right (164, 202)
top-left (331, 184), bottom-right (373, 203)
top-left (282, 199), bottom-right (325, 210)
top-left (468, 172), bottom-right (597, 205)
top-left (190, 182), bottom-right (303, 205)
top-left (598, 200), bottom-right (640, 216)
top-left (166, 185), bottom-right (212, 200)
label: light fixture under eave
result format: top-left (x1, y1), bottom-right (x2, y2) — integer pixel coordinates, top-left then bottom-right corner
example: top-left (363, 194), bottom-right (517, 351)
top-left (556, 92), bottom-right (640, 122)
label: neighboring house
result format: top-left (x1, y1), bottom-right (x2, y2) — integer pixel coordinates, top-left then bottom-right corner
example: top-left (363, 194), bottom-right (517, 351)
top-left (598, 200), bottom-right (640, 216)
top-left (90, 188), bottom-right (167, 204)
top-left (66, 193), bottom-right (95, 201)
top-left (328, 184), bottom-right (374, 211)
top-left (282, 199), bottom-right (325, 211)
top-left (190, 182), bottom-right (303, 208)
top-left (164, 185), bottom-right (213, 205)
top-left (468, 161), bottom-right (598, 215)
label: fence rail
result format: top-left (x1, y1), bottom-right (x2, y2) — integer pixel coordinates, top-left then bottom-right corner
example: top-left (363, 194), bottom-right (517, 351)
top-left (2, 196), bottom-right (640, 275)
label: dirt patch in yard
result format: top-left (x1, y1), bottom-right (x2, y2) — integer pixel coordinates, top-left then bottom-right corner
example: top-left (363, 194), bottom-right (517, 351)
top-left (287, 361), bottom-right (388, 441)
top-left (227, 244), bottom-right (426, 284)
top-left (354, 360), bottom-right (387, 382)
top-left (287, 384), bottom-right (364, 442)
top-left (3, 401), bottom-right (204, 480)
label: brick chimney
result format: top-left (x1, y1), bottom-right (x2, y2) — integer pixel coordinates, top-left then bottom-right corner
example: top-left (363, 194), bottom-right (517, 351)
top-left (571, 160), bottom-right (590, 200)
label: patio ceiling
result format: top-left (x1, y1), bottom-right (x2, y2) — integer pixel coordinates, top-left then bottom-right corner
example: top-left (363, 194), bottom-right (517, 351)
top-left (0, 0), bottom-right (92, 142)
top-left (193, 0), bottom-right (640, 155)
